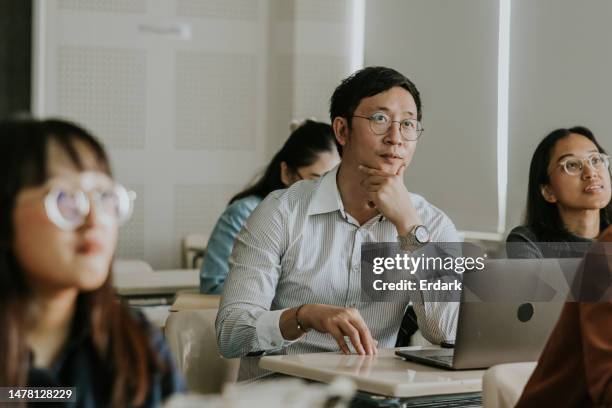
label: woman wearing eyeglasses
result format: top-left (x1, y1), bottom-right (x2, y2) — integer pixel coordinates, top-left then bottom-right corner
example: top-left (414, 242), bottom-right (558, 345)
top-left (507, 126), bottom-right (611, 258)
top-left (200, 120), bottom-right (340, 294)
top-left (0, 119), bottom-right (184, 406)
top-left (506, 126), bottom-right (612, 406)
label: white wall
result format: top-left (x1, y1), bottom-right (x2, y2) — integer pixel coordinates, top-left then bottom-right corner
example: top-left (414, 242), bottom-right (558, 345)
top-left (366, 0), bottom-right (612, 238)
top-left (33, 0), bottom-right (363, 268)
top-left (364, 0), bottom-right (501, 236)
top-left (33, 0), bottom-right (612, 267)
top-left (507, 0), bottom-right (612, 229)
top-left (265, 0), bottom-right (363, 154)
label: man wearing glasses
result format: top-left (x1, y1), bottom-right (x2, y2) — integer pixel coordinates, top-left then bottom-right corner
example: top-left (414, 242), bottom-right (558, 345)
top-left (216, 66), bottom-right (459, 378)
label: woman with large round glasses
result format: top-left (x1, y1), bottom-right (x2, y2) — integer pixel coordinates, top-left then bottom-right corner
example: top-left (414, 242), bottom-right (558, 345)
top-left (507, 126), bottom-right (612, 258)
top-left (0, 119), bottom-right (183, 406)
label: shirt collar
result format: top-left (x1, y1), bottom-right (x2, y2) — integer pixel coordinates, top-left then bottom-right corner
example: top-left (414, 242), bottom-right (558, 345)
top-left (307, 164), bottom-right (347, 217)
top-left (307, 164), bottom-right (385, 224)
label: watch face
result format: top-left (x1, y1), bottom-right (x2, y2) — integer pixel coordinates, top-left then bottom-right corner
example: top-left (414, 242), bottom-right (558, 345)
top-left (415, 225), bottom-right (430, 243)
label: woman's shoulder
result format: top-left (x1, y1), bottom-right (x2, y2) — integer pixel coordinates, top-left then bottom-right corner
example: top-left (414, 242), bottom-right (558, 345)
top-left (506, 225), bottom-right (539, 243)
top-left (225, 195), bottom-right (262, 218)
top-left (505, 225), bottom-right (545, 258)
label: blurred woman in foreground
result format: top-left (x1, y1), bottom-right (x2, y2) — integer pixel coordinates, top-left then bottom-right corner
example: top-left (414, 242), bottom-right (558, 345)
top-left (0, 118), bottom-right (184, 406)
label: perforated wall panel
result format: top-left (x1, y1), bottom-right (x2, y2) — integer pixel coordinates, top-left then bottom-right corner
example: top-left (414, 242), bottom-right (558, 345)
top-left (37, 0), bottom-right (358, 268)
top-left (175, 52), bottom-right (257, 150)
top-left (57, 46), bottom-right (146, 149)
top-left (293, 55), bottom-right (346, 120)
top-left (116, 184), bottom-right (145, 259)
top-left (173, 184), bottom-right (241, 264)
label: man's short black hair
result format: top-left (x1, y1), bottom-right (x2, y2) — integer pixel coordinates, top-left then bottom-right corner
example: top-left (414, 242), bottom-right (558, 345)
top-left (329, 66), bottom-right (422, 124)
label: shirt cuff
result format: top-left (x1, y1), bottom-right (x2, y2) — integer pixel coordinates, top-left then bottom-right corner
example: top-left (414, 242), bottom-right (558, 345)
top-left (255, 308), bottom-right (299, 350)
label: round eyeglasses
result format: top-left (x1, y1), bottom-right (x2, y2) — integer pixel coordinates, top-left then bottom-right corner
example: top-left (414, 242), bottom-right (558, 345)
top-left (352, 112), bottom-right (424, 141)
top-left (44, 183), bottom-right (136, 230)
top-left (557, 153), bottom-right (610, 176)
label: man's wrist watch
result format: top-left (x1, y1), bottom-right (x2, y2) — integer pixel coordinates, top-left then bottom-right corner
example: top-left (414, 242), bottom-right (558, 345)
top-left (398, 224), bottom-right (430, 251)
top-left (295, 304), bottom-right (310, 333)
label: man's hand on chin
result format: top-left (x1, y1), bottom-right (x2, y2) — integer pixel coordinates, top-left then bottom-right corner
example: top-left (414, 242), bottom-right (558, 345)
top-left (358, 164), bottom-right (421, 235)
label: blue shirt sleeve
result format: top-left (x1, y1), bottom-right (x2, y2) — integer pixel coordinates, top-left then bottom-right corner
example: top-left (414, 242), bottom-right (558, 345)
top-left (200, 196), bottom-right (262, 294)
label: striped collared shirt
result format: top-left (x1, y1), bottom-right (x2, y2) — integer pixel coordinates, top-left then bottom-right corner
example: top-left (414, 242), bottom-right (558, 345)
top-left (216, 165), bottom-right (459, 375)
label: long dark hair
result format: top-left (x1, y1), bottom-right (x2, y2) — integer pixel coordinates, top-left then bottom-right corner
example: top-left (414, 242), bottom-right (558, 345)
top-left (230, 120), bottom-right (338, 204)
top-left (525, 126), bottom-right (612, 239)
top-left (0, 118), bottom-right (162, 406)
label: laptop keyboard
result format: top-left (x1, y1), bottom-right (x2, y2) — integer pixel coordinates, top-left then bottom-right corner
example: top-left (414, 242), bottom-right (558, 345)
top-left (425, 355), bottom-right (454, 365)
top-left (351, 391), bottom-right (482, 407)
top-left (397, 349), bottom-right (455, 367)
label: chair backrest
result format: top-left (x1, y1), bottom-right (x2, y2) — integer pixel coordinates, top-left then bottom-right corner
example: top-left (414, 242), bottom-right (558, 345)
top-left (113, 259), bottom-right (154, 275)
top-left (164, 309), bottom-right (239, 394)
top-left (170, 292), bottom-right (220, 311)
top-left (482, 362), bottom-right (536, 408)
top-left (181, 233), bottom-right (209, 269)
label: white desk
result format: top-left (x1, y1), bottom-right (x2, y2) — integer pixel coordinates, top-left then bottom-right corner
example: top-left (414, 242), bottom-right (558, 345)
top-left (114, 269), bottom-right (199, 296)
top-left (260, 347), bottom-right (484, 398)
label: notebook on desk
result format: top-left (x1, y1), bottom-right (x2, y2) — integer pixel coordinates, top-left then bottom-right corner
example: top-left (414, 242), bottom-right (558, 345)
top-left (396, 258), bottom-right (581, 370)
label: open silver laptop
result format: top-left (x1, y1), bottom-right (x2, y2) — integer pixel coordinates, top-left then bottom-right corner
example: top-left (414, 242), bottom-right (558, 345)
top-left (396, 258), bottom-right (581, 370)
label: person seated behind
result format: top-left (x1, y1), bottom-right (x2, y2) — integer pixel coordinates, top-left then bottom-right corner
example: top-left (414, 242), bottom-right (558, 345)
top-left (0, 119), bottom-right (184, 406)
top-left (215, 66), bottom-right (460, 379)
top-left (507, 126), bottom-right (611, 258)
top-left (200, 120), bottom-right (340, 294)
